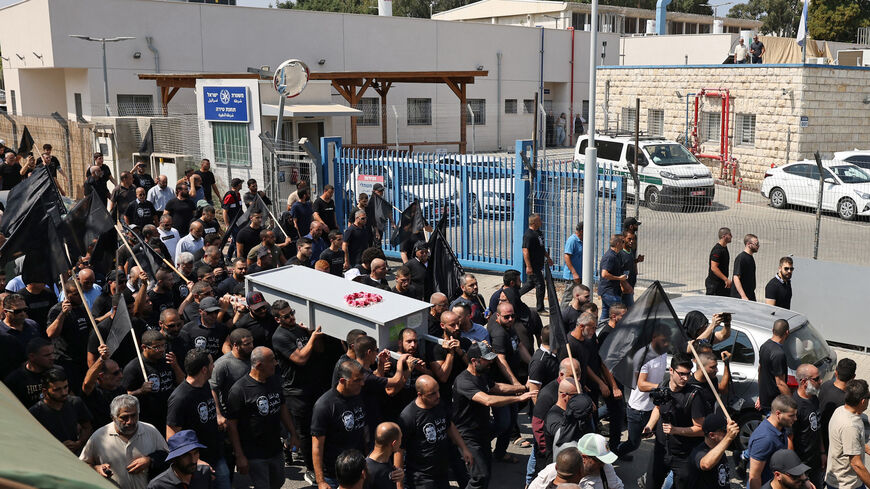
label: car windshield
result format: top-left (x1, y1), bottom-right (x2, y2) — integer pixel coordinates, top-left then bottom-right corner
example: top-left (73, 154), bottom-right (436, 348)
top-left (782, 321), bottom-right (833, 372)
top-left (642, 144), bottom-right (699, 166)
top-left (402, 168), bottom-right (443, 185)
top-left (831, 165), bottom-right (870, 184)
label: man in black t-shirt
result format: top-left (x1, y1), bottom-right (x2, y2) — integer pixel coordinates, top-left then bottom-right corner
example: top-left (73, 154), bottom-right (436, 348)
top-left (107, 171), bottom-right (137, 220)
top-left (81, 351), bottom-right (124, 430)
top-left (195, 159), bottom-right (219, 205)
top-left (235, 291), bottom-right (278, 349)
top-left (121, 330), bottom-right (180, 433)
top-left (312, 185), bottom-right (338, 230)
top-left (125, 187), bottom-right (159, 228)
top-left (529, 358), bottom-right (580, 479)
top-left (0, 152), bottom-right (24, 190)
top-left (426, 311), bottom-right (472, 409)
top-left (705, 227), bottom-right (732, 296)
top-left (166, 348), bottom-right (229, 488)
top-left (311, 359), bottom-right (369, 489)
top-left (452, 342), bottom-right (535, 489)
top-left (28, 368), bottom-right (93, 454)
top-left (791, 363), bottom-right (823, 488)
top-left (819, 358), bottom-right (855, 453)
top-left (399, 375), bottom-right (474, 489)
top-left (320, 230), bottom-right (346, 276)
top-left (518, 213), bottom-right (551, 313)
top-left (765, 256), bottom-right (794, 310)
top-left (226, 347), bottom-right (300, 488)
top-left (164, 184), bottom-right (197, 237)
top-left (179, 297), bottom-right (228, 359)
top-left (131, 161), bottom-right (154, 192)
top-left (216, 257), bottom-right (247, 297)
top-left (46, 280), bottom-right (92, 392)
top-left (343, 210), bottom-right (372, 270)
top-left (731, 233), bottom-right (759, 301)
top-left (4, 338), bottom-right (56, 408)
top-left (236, 212), bottom-right (264, 262)
top-left (758, 319), bottom-right (790, 412)
top-left (642, 353), bottom-right (710, 489)
top-left (687, 412), bottom-right (738, 488)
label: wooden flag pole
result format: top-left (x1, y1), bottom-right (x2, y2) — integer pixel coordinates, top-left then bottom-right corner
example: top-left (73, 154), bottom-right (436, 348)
top-left (160, 256), bottom-right (190, 283)
top-left (264, 205), bottom-right (293, 243)
top-left (564, 338), bottom-right (582, 395)
top-left (128, 315), bottom-right (149, 380)
top-left (688, 341), bottom-right (732, 423)
top-left (61, 245), bottom-right (105, 346)
top-left (114, 222), bottom-right (146, 274)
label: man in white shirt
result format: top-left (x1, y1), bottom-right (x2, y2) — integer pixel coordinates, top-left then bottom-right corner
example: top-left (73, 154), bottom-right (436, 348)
top-left (613, 327), bottom-right (671, 460)
top-left (734, 38), bottom-right (749, 64)
top-left (175, 221), bottom-right (205, 259)
top-left (147, 175), bottom-right (174, 212)
top-left (158, 215), bottom-right (181, 262)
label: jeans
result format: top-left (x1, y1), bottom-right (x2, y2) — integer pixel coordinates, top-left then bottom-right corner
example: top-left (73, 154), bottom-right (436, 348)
top-left (324, 477), bottom-right (339, 489)
top-left (491, 404), bottom-right (517, 458)
top-left (525, 447), bottom-right (537, 485)
top-left (556, 126), bottom-right (566, 146)
top-left (248, 454), bottom-right (285, 489)
top-left (212, 457), bottom-right (232, 489)
top-left (600, 293), bottom-right (622, 321)
top-left (615, 407), bottom-right (650, 457)
top-left (519, 268), bottom-right (546, 311)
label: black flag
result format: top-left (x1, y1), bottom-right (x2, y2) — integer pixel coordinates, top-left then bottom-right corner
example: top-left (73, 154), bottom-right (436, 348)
top-left (544, 266), bottom-right (568, 358)
top-left (119, 221), bottom-right (163, 282)
top-left (221, 193), bottom-right (271, 247)
top-left (138, 126), bottom-right (154, 158)
top-left (60, 193), bottom-right (114, 262)
top-left (16, 126), bottom-right (34, 156)
top-left (105, 299), bottom-right (133, 358)
top-left (425, 213), bottom-right (463, 301)
top-left (598, 281), bottom-right (688, 389)
top-left (366, 191), bottom-right (392, 236)
top-left (390, 200), bottom-right (425, 247)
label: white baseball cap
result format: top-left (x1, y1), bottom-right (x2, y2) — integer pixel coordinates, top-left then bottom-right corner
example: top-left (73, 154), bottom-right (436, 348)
top-left (576, 433), bottom-right (618, 464)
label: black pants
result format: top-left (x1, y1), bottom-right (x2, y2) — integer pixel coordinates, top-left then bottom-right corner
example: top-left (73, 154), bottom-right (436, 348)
top-left (519, 268), bottom-right (545, 311)
top-left (648, 439), bottom-right (693, 489)
top-left (463, 437), bottom-right (492, 489)
top-left (407, 471), bottom-right (451, 489)
top-left (286, 393), bottom-right (313, 471)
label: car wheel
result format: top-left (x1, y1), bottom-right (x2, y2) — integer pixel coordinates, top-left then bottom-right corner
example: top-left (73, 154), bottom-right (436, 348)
top-left (469, 194), bottom-right (482, 219)
top-left (769, 187), bottom-right (787, 209)
top-left (736, 411), bottom-right (763, 451)
top-left (838, 197), bottom-right (857, 221)
top-left (644, 186), bottom-right (661, 211)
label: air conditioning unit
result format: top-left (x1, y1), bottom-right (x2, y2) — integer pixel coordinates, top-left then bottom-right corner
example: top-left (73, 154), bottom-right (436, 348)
top-left (806, 57), bottom-right (828, 65)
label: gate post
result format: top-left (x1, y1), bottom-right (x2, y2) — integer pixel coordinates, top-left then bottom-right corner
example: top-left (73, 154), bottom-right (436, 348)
top-left (513, 140), bottom-right (533, 280)
top-left (321, 137), bottom-right (343, 228)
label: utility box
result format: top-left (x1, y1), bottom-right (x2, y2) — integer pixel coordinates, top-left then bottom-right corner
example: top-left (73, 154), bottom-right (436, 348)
top-left (246, 266), bottom-right (431, 349)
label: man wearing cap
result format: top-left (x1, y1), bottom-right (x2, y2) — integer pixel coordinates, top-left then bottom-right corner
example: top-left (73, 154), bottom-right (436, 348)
top-left (234, 291), bottom-right (278, 349)
top-left (825, 379), bottom-right (870, 489)
top-left (179, 296), bottom-right (229, 359)
top-left (148, 430), bottom-right (214, 489)
top-left (528, 446), bottom-right (585, 489)
top-left (130, 160), bottom-right (153, 190)
top-left (750, 34), bottom-right (765, 64)
top-left (688, 412), bottom-right (739, 488)
top-left (574, 433), bottom-right (622, 488)
top-left (763, 449), bottom-right (813, 489)
top-left (452, 341), bottom-right (536, 489)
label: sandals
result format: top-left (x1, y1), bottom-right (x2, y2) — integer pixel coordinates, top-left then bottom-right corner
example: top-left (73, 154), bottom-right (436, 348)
top-left (513, 438), bottom-right (532, 449)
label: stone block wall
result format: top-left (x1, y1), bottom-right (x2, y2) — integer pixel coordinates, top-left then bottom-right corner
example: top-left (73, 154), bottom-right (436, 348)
top-left (595, 65), bottom-right (870, 189)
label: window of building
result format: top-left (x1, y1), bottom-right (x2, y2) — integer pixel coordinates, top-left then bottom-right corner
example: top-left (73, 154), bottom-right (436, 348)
top-left (699, 23), bottom-right (711, 34)
top-left (647, 109), bottom-right (664, 136)
top-left (572, 12), bottom-right (587, 29)
top-left (74, 93), bottom-right (83, 120)
top-left (212, 122), bottom-right (250, 167)
top-left (10, 90), bottom-right (16, 115)
top-left (621, 107), bottom-right (637, 133)
top-left (582, 100), bottom-right (589, 120)
top-left (504, 99), bottom-right (517, 114)
top-left (701, 112), bottom-right (721, 142)
top-left (736, 113), bottom-right (756, 146)
top-left (117, 94), bottom-right (154, 116)
top-left (523, 99), bottom-right (535, 114)
top-left (468, 99), bottom-right (486, 125)
top-left (357, 97), bottom-right (379, 126)
top-left (685, 22), bottom-right (698, 34)
top-left (407, 98), bottom-right (432, 126)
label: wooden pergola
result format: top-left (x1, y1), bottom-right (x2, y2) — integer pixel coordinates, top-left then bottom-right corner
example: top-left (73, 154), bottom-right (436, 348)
top-left (308, 70), bottom-right (488, 154)
top-left (138, 73), bottom-right (263, 116)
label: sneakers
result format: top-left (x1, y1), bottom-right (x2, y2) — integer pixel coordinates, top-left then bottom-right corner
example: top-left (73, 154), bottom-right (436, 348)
top-left (636, 474), bottom-right (646, 489)
top-left (303, 471), bottom-right (317, 486)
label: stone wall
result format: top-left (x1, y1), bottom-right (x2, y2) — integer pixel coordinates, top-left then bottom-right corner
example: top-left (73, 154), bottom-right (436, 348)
top-left (595, 65), bottom-right (870, 189)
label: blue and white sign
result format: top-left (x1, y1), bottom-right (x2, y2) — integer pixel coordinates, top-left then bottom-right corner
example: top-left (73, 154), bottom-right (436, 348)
top-left (203, 86), bottom-right (249, 123)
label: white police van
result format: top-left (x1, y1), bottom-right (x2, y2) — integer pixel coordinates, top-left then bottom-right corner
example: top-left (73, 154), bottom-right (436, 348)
top-left (573, 133), bottom-right (715, 209)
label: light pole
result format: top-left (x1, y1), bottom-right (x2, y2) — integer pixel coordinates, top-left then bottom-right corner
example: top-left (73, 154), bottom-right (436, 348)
top-left (581, 0), bottom-right (598, 291)
top-left (69, 35), bottom-right (135, 116)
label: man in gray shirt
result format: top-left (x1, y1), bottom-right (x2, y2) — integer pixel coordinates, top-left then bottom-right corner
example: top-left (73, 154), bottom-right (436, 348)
top-left (209, 328), bottom-right (253, 416)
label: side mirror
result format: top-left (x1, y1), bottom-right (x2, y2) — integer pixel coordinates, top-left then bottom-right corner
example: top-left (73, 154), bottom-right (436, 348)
top-left (824, 177), bottom-right (836, 184)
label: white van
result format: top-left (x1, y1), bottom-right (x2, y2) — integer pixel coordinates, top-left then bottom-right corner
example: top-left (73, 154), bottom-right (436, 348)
top-left (574, 134), bottom-right (715, 209)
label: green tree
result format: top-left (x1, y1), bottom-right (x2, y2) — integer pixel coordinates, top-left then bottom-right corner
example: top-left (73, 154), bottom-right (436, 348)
top-left (727, 0), bottom-right (801, 36)
top-left (668, 0), bottom-right (713, 15)
top-left (808, 0), bottom-right (870, 42)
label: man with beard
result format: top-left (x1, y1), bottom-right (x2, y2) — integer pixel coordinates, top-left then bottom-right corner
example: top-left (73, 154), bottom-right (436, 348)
top-left (487, 270), bottom-right (522, 315)
top-left (194, 205), bottom-right (222, 237)
top-left (288, 237), bottom-right (315, 268)
top-left (29, 368), bottom-right (93, 454)
top-left (561, 284), bottom-right (591, 332)
top-left (147, 430), bottom-right (214, 489)
top-left (359, 257), bottom-right (390, 290)
top-left (790, 364), bottom-right (823, 488)
top-left (405, 242), bottom-right (430, 297)
top-left (47, 280), bottom-right (92, 393)
top-left (164, 183), bottom-right (197, 237)
top-left (399, 375), bottom-right (474, 489)
top-left (179, 296), bottom-right (228, 359)
top-left (82, 345), bottom-right (125, 429)
top-left (747, 395), bottom-right (799, 489)
top-left (705, 227), bottom-right (732, 296)
top-left (167, 348), bottom-right (229, 489)
top-left (149, 175), bottom-right (175, 213)
top-left (80, 394), bottom-right (169, 489)
top-left (216, 258), bottom-right (247, 297)
top-left (765, 256), bottom-right (794, 310)
top-left (126, 187), bottom-right (159, 228)
top-left (383, 328), bottom-right (432, 420)
top-left (234, 291), bottom-right (278, 349)
top-left (131, 161), bottom-right (155, 192)
top-left (687, 412), bottom-right (739, 488)
top-left (765, 449), bottom-right (815, 489)
top-left (227, 347), bottom-right (301, 489)
top-left (427, 311), bottom-right (471, 411)
top-left (305, 222), bottom-right (329, 266)
top-left (86, 295), bottom-right (150, 373)
top-left (454, 303), bottom-right (489, 344)
top-left (5, 338), bottom-right (57, 407)
top-left (122, 330), bottom-right (181, 433)
top-left (451, 274), bottom-right (487, 325)
top-left (195, 159), bottom-right (220, 205)
top-left (148, 269), bottom-right (178, 323)
top-left (271, 299), bottom-right (325, 484)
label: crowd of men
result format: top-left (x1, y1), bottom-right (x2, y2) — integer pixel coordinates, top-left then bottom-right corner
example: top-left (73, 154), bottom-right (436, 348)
top-left (0, 148), bottom-right (863, 489)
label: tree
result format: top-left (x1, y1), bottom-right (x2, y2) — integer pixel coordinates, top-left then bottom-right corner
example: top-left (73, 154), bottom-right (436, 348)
top-left (727, 0), bottom-right (801, 37)
top-left (808, 0), bottom-right (870, 42)
top-left (668, 0), bottom-right (713, 15)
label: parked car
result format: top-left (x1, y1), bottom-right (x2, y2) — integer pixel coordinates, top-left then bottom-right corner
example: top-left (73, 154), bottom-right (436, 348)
top-left (435, 155), bottom-right (514, 219)
top-left (343, 160), bottom-right (461, 223)
top-left (760, 159), bottom-right (870, 220)
top-left (574, 134), bottom-right (715, 210)
top-left (670, 295), bottom-right (837, 449)
top-left (833, 150), bottom-right (870, 171)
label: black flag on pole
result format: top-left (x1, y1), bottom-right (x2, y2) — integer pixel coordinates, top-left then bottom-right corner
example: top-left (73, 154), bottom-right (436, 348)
top-left (60, 193), bottom-right (115, 263)
top-left (16, 126), bottom-right (34, 156)
top-left (221, 193), bottom-right (271, 247)
top-left (390, 200), bottom-right (425, 247)
top-left (598, 281), bottom-right (688, 389)
top-left (425, 212), bottom-right (463, 301)
top-left (105, 299), bottom-right (134, 358)
top-left (366, 191), bottom-right (392, 237)
top-left (544, 266), bottom-right (568, 358)
top-left (119, 221), bottom-right (163, 282)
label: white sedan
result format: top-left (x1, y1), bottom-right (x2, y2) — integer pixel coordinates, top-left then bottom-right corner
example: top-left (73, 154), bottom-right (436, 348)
top-left (760, 159), bottom-right (870, 220)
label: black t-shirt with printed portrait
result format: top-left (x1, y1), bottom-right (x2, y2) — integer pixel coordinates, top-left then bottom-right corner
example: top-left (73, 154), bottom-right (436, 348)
top-left (271, 325), bottom-right (313, 398)
top-left (452, 370), bottom-right (493, 442)
top-left (125, 200), bottom-right (158, 228)
top-left (133, 172), bottom-right (155, 192)
top-left (792, 392), bottom-right (821, 468)
top-left (522, 228), bottom-right (546, 270)
top-left (226, 374), bottom-right (286, 459)
top-left (167, 381), bottom-right (224, 464)
top-left (398, 400), bottom-right (452, 477)
top-left (121, 357), bottom-right (176, 431)
top-left (46, 303), bottom-right (91, 365)
top-left (311, 388), bottom-right (368, 479)
top-left (688, 441), bottom-right (731, 488)
top-left (179, 319), bottom-right (228, 359)
top-left (28, 396), bottom-right (92, 443)
top-left (705, 243), bottom-right (730, 294)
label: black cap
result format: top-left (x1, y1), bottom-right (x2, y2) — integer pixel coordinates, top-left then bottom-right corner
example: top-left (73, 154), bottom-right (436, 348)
top-left (702, 412), bottom-right (728, 434)
top-left (770, 449), bottom-right (810, 476)
top-left (413, 241), bottom-right (429, 253)
top-left (566, 392), bottom-right (595, 420)
top-left (467, 342), bottom-right (497, 361)
top-left (623, 217), bottom-right (641, 228)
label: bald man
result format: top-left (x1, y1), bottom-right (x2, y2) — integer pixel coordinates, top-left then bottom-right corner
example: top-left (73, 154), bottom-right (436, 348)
top-left (399, 375), bottom-right (473, 489)
top-left (58, 268), bottom-right (102, 309)
top-left (428, 293), bottom-right (449, 336)
top-left (176, 220), bottom-right (205, 258)
top-left (544, 379), bottom-right (579, 456)
top-left (427, 311), bottom-right (471, 410)
top-left (366, 422), bottom-right (404, 489)
top-left (529, 358), bottom-right (581, 482)
top-left (360, 258), bottom-right (390, 291)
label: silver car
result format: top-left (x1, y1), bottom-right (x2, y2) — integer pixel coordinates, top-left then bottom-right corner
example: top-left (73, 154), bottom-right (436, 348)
top-left (671, 295), bottom-right (837, 449)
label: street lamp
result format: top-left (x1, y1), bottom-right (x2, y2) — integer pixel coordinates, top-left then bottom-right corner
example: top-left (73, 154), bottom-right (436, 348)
top-left (69, 35), bottom-right (136, 116)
